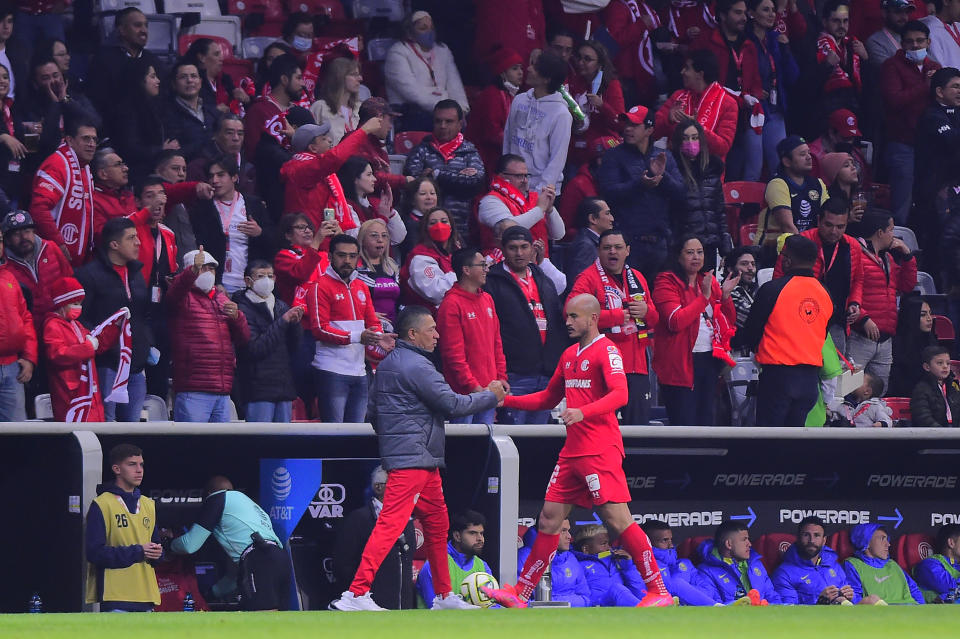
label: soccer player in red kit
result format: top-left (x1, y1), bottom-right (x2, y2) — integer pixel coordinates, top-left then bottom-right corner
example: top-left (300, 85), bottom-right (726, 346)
top-left (484, 293), bottom-right (674, 608)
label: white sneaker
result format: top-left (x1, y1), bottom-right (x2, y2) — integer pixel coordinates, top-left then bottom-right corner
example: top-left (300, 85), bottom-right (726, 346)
top-left (431, 593), bottom-right (481, 610)
top-left (330, 591), bottom-right (387, 611)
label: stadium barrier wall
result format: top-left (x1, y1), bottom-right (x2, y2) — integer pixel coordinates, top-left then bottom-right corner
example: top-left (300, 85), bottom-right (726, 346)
top-left (2, 424), bottom-right (959, 611)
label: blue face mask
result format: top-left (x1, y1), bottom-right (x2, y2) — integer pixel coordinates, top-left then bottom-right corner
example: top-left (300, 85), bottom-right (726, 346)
top-left (291, 36), bottom-right (312, 52)
top-left (905, 48), bottom-right (928, 63)
top-left (414, 30), bottom-right (435, 49)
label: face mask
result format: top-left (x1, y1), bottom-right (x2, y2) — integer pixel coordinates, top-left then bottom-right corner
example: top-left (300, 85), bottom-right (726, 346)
top-left (414, 30), bottom-right (435, 49)
top-left (252, 276), bottom-right (275, 298)
top-left (905, 48), bottom-right (927, 63)
top-left (195, 271), bottom-right (215, 293)
top-left (291, 36), bottom-right (312, 52)
top-left (427, 221), bottom-right (452, 243)
top-left (680, 140), bottom-right (700, 158)
top-left (66, 305), bottom-right (82, 320)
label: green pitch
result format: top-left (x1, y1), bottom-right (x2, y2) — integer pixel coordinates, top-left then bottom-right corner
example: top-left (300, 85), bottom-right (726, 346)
top-left (1, 607), bottom-right (958, 639)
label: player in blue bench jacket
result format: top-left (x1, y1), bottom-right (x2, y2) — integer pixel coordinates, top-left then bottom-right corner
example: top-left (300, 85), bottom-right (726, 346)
top-left (642, 520), bottom-right (717, 606)
top-left (691, 521), bottom-right (782, 605)
top-left (517, 520), bottom-right (591, 607)
top-left (912, 524), bottom-right (960, 603)
top-left (573, 524), bottom-right (648, 606)
top-left (843, 523), bottom-right (924, 605)
top-left (772, 516), bottom-right (855, 604)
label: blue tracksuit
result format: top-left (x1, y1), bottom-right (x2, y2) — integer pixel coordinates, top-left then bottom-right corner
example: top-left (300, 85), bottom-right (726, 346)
top-left (772, 544), bottom-right (850, 604)
top-left (691, 541), bottom-right (782, 605)
top-left (913, 555), bottom-right (960, 602)
top-left (653, 547), bottom-right (716, 606)
top-left (418, 541), bottom-right (491, 608)
top-left (517, 528), bottom-right (591, 606)
top-left (843, 550), bottom-right (924, 604)
top-left (573, 550), bottom-right (648, 606)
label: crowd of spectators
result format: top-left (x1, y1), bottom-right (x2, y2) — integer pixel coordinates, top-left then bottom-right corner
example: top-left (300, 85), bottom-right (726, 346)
top-left (0, 0), bottom-right (959, 427)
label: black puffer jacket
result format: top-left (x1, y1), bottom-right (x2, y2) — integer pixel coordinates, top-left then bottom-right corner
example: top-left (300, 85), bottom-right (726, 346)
top-left (671, 155), bottom-right (726, 250)
top-left (232, 290), bottom-right (301, 403)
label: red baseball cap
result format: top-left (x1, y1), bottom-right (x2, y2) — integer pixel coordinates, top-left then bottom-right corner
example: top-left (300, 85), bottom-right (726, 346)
top-left (618, 105), bottom-right (653, 127)
top-left (829, 109), bottom-right (862, 139)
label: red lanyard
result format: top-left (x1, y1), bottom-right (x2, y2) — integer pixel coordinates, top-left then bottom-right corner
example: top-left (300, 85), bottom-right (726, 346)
top-left (214, 196), bottom-right (242, 257)
top-left (820, 242), bottom-right (839, 274)
top-left (756, 37), bottom-right (777, 88)
top-left (407, 42), bottom-right (437, 87)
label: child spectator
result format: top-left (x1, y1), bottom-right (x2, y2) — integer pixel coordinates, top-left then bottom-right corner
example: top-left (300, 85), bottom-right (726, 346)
top-left (843, 372), bottom-right (894, 427)
top-left (910, 345), bottom-right (960, 427)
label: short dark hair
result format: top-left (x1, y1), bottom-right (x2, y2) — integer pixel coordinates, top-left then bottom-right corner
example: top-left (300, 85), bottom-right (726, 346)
top-left (135, 174), bottom-right (166, 199)
top-left (216, 113), bottom-right (243, 133)
top-left (641, 520), bottom-right (671, 534)
top-left (116, 6), bottom-right (145, 28)
top-left (715, 0), bottom-right (745, 15)
top-left (433, 98), bottom-right (463, 121)
top-left (450, 510), bottom-right (486, 535)
top-left (282, 11), bottom-right (313, 40)
top-left (501, 225), bottom-right (533, 246)
top-left (903, 19), bottom-right (930, 38)
top-left (823, 0), bottom-right (849, 19)
top-left (687, 49), bottom-right (719, 85)
top-left (714, 520), bottom-right (749, 550)
top-left (936, 523), bottom-right (960, 554)
top-left (798, 515), bottom-right (826, 534)
top-left (100, 217), bottom-right (136, 250)
top-left (0, 1), bottom-right (15, 22)
top-left (63, 104), bottom-right (99, 138)
top-left (860, 210), bottom-right (894, 238)
top-left (575, 197), bottom-right (606, 230)
top-left (782, 234), bottom-right (818, 266)
top-left (154, 149), bottom-right (186, 172)
top-left (269, 53), bottom-right (302, 90)
top-left (547, 26), bottom-right (576, 45)
top-left (452, 246), bottom-right (481, 281)
top-left (598, 228), bottom-right (628, 246)
top-left (396, 305), bottom-right (432, 341)
top-left (109, 443), bottom-right (142, 467)
top-left (533, 50), bottom-right (569, 93)
top-left (244, 259), bottom-right (272, 277)
top-left (922, 344), bottom-right (950, 363)
top-left (170, 57), bottom-right (199, 89)
top-left (931, 67), bottom-right (960, 100)
top-left (725, 245), bottom-right (758, 275)
top-left (496, 153), bottom-right (526, 174)
top-left (822, 196), bottom-right (850, 217)
top-left (668, 233), bottom-right (705, 279)
top-left (206, 154), bottom-right (240, 178)
top-left (329, 233), bottom-right (359, 253)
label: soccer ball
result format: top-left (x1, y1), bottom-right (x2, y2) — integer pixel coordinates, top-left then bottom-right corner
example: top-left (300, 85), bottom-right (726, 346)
top-left (460, 571), bottom-right (499, 608)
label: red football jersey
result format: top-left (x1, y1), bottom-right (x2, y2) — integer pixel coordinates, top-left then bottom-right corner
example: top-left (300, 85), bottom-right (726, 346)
top-left (503, 334), bottom-right (628, 457)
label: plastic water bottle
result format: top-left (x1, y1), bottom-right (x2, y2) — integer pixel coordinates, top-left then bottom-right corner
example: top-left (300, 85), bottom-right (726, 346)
top-left (558, 86), bottom-right (586, 122)
top-left (28, 593), bottom-right (42, 613)
top-left (534, 565), bottom-right (552, 602)
top-left (182, 592), bottom-right (195, 612)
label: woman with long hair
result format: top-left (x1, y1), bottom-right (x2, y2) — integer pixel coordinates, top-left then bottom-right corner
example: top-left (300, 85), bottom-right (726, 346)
top-left (888, 295), bottom-right (939, 397)
top-left (398, 175), bottom-right (440, 261)
top-left (652, 235), bottom-right (738, 425)
top-left (820, 152), bottom-right (865, 236)
top-left (310, 56), bottom-right (363, 145)
top-left (0, 62), bottom-right (25, 201)
top-left (184, 37), bottom-right (247, 113)
top-left (568, 40), bottom-right (625, 167)
top-left (114, 58), bottom-right (180, 184)
top-left (335, 155), bottom-right (407, 246)
top-left (357, 218), bottom-right (401, 325)
top-left (400, 208), bottom-right (461, 310)
top-left (670, 118), bottom-right (727, 271)
top-left (465, 47), bottom-right (524, 177)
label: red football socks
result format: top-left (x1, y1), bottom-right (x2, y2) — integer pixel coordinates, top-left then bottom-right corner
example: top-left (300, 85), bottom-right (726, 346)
top-left (618, 523), bottom-right (670, 596)
top-left (515, 531), bottom-right (560, 601)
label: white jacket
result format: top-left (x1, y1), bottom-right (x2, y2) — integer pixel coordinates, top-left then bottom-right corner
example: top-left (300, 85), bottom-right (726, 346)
top-left (921, 15), bottom-right (960, 70)
top-left (309, 98), bottom-right (361, 146)
top-left (384, 40), bottom-right (469, 114)
top-left (502, 90), bottom-right (572, 193)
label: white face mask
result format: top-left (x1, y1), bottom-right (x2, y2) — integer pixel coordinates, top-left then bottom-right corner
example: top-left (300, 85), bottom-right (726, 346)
top-left (251, 276), bottom-right (275, 298)
top-left (195, 271), bottom-right (215, 293)
top-left (905, 48), bottom-right (927, 63)
top-left (291, 36), bottom-right (312, 52)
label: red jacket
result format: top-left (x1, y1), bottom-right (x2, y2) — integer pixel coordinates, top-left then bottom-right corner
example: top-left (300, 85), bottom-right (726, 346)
top-left (472, 0), bottom-right (545, 75)
top-left (3, 237), bottom-right (73, 327)
top-left (127, 207), bottom-right (177, 286)
top-left (854, 241), bottom-right (917, 338)
top-left (880, 50), bottom-right (940, 145)
top-left (604, 0), bottom-right (655, 91)
top-left (274, 245), bottom-right (327, 307)
top-left (557, 164), bottom-right (598, 240)
top-left (569, 263), bottom-right (658, 375)
top-left (436, 283), bottom-right (506, 394)
top-left (30, 147), bottom-right (95, 264)
top-left (305, 265), bottom-right (382, 377)
top-left (42, 313), bottom-right (118, 422)
top-left (691, 27), bottom-right (763, 98)
top-left (567, 76), bottom-right (626, 167)
top-left (772, 229), bottom-right (864, 310)
top-left (353, 132), bottom-right (408, 192)
top-left (166, 268), bottom-right (250, 394)
top-left (93, 185), bottom-right (138, 238)
top-left (280, 129), bottom-right (368, 228)
top-left (0, 266), bottom-right (37, 366)
top-left (465, 85), bottom-right (514, 177)
top-left (651, 271), bottom-right (735, 388)
top-left (654, 87), bottom-right (739, 159)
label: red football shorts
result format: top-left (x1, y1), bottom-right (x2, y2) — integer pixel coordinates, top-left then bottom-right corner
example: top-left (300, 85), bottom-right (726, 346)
top-left (544, 446), bottom-right (632, 508)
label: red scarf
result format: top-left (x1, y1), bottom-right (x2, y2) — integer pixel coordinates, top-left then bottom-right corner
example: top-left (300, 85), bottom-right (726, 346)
top-left (674, 82), bottom-right (728, 132)
top-left (64, 319), bottom-right (96, 423)
top-left (325, 172), bottom-right (356, 231)
top-left (816, 33), bottom-right (862, 92)
top-left (488, 177), bottom-right (547, 257)
top-left (595, 258), bottom-right (653, 340)
top-left (42, 141), bottom-right (95, 262)
top-left (431, 132), bottom-right (464, 161)
top-left (99, 308), bottom-right (132, 403)
top-left (621, 0), bottom-right (661, 77)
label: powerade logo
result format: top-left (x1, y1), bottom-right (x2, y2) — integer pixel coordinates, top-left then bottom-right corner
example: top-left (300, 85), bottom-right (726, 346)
top-left (272, 467), bottom-right (292, 501)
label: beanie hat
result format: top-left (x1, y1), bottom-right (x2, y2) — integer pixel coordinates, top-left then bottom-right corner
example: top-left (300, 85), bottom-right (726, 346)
top-left (777, 134), bottom-right (807, 159)
top-left (819, 152), bottom-right (852, 186)
top-left (850, 523), bottom-right (884, 552)
top-left (489, 47), bottom-right (524, 75)
top-left (51, 277), bottom-right (85, 309)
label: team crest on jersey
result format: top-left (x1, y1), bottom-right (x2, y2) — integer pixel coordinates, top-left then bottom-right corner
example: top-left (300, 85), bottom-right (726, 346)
top-left (753, 567), bottom-right (762, 576)
top-left (808, 190), bottom-right (820, 201)
top-left (143, 516), bottom-right (151, 529)
top-left (581, 360), bottom-right (589, 371)
top-left (358, 290), bottom-right (366, 302)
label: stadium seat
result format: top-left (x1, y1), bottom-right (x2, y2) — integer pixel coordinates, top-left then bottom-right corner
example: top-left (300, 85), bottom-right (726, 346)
top-left (724, 180), bottom-right (765, 239)
top-left (756, 267), bottom-right (773, 287)
top-left (145, 14), bottom-right (178, 58)
top-left (893, 225), bottom-right (919, 254)
top-left (394, 130), bottom-right (429, 154)
top-left (367, 37), bottom-right (396, 62)
top-left (227, 0), bottom-right (268, 14)
top-left (288, 0), bottom-right (346, 20)
top-left (885, 397), bottom-right (912, 425)
top-left (163, 0), bottom-right (222, 17)
top-left (34, 393), bottom-right (53, 421)
top-left (241, 35), bottom-right (280, 59)
top-left (756, 533), bottom-right (795, 573)
top-left (934, 314), bottom-right (955, 343)
top-left (178, 33), bottom-right (232, 57)
top-left (184, 16), bottom-right (243, 53)
top-left (738, 222), bottom-right (759, 247)
top-left (95, 0), bottom-right (156, 35)
top-left (142, 394), bottom-right (168, 421)
top-left (677, 535), bottom-right (711, 563)
top-left (350, 0), bottom-right (405, 21)
top-left (915, 271), bottom-right (937, 295)
top-left (223, 57), bottom-right (254, 85)
top-left (894, 533), bottom-right (936, 573)
top-left (828, 530), bottom-right (854, 562)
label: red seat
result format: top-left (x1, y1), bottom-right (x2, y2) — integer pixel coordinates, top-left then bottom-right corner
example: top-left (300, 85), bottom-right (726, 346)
top-left (227, 0), bottom-right (269, 14)
top-left (518, 525), bottom-right (529, 549)
top-left (394, 131), bottom-right (430, 154)
top-left (895, 533), bottom-right (936, 573)
top-left (413, 518), bottom-right (426, 560)
top-left (223, 57), bottom-right (255, 86)
top-left (677, 535), bottom-right (712, 563)
top-left (935, 315), bottom-right (955, 342)
top-left (828, 530), bottom-right (854, 562)
top-left (287, 0), bottom-right (346, 20)
top-left (756, 533), bottom-right (796, 573)
top-left (178, 33), bottom-right (233, 57)
top-left (724, 181), bottom-right (767, 205)
top-left (885, 397), bottom-right (912, 423)
top-left (739, 222), bottom-right (759, 247)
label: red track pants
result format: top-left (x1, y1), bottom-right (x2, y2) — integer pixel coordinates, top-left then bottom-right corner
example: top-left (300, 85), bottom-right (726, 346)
top-left (348, 468), bottom-right (451, 597)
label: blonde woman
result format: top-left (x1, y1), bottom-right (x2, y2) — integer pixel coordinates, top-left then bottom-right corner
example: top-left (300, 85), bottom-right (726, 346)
top-left (310, 57), bottom-right (363, 145)
top-left (357, 218), bottom-right (401, 325)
